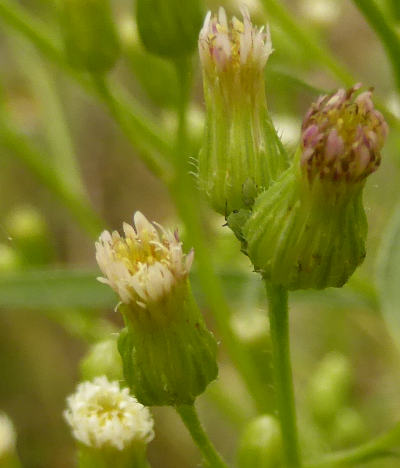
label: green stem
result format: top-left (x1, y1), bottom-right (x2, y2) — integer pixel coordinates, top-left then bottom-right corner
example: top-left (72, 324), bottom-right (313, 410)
top-left (305, 422), bottom-right (400, 468)
top-left (0, 121), bottom-right (104, 238)
top-left (11, 37), bottom-right (86, 195)
top-left (91, 74), bottom-right (174, 183)
top-left (265, 282), bottom-right (301, 467)
top-left (352, 0), bottom-right (400, 93)
top-left (176, 404), bottom-right (229, 468)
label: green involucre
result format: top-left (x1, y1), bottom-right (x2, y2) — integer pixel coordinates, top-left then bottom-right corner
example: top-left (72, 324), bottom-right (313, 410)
top-left (243, 164), bottom-right (368, 290)
top-left (118, 282), bottom-right (218, 406)
top-left (199, 87), bottom-right (287, 215)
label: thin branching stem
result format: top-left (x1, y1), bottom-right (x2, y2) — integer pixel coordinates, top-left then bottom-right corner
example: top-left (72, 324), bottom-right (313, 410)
top-left (176, 404), bottom-right (229, 468)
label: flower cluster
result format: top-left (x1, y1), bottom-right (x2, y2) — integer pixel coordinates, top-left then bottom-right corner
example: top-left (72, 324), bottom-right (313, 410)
top-left (64, 376), bottom-right (154, 450)
top-left (301, 85), bottom-right (388, 184)
top-left (96, 212), bottom-right (193, 307)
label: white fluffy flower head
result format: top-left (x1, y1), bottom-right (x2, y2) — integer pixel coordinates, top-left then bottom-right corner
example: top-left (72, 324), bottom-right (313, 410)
top-left (199, 7), bottom-right (272, 75)
top-left (0, 413), bottom-right (16, 457)
top-left (95, 212), bottom-right (193, 307)
top-left (64, 376), bottom-right (154, 450)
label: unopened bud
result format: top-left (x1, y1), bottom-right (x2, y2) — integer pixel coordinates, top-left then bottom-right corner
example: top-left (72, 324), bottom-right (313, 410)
top-left (244, 85), bottom-right (388, 289)
top-left (80, 337), bottom-right (123, 381)
top-left (61, 0), bottom-right (120, 73)
top-left (198, 7), bottom-right (287, 215)
top-left (331, 407), bottom-right (367, 448)
top-left (0, 413), bottom-right (16, 462)
top-left (238, 415), bottom-right (283, 468)
top-left (0, 244), bottom-right (20, 272)
top-left (308, 352), bottom-right (352, 424)
top-left (136, 0), bottom-right (204, 58)
top-left (6, 206), bottom-right (52, 266)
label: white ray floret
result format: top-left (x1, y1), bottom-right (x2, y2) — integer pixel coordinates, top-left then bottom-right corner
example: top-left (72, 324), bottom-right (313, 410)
top-left (64, 376), bottom-right (154, 451)
top-left (95, 212), bottom-right (193, 306)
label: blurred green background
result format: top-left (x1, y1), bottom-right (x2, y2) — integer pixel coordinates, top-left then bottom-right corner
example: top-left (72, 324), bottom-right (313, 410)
top-left (1, 0), bottom-right (400, 466)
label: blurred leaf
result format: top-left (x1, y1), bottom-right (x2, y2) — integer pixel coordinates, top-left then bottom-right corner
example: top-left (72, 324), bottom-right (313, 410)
top-left (125, 45), bottom-right (179, 108)
top-left (0, 268), bottom-right (377, 312)
top-left (0, 269), bottom-right (115, 310)
top-left (12, 39), bottom-right (86, 195)
top-left (376, 203), bottom-right (400, 347)
top-left (0, 121), bottom-right (104, 237)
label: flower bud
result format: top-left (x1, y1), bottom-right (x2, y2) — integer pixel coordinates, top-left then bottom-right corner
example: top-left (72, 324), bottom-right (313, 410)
top-left (238, 415), bottom-right (283, 468)
top-left (331, 407), bottom-right (367, 448)
top-left (80, 337), bottom-right (123, 382)
top-left (308, 352), bottom-right (352, 424)
top-left (5, 206), bottom-right (53, 266)
top-left (198, 8), bottom-right (287, 215)
top-left (136, 0), bottom-right (204, 58)
top-left (61, 0), bottom-right (120, 73)
top-left (0, 413), bottom-right (17, 463)
top-left (64, 377), bottom-right (154, 467)
top-left (0, 244), bottom-right (20, 273)
top-left (96, 212), bottom-right (218, 406)
top-left (244, 85), bottom-right (388, 289)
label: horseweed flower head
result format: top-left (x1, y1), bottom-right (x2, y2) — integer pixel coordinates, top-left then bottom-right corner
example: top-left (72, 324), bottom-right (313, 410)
top-left (199, 7), bottom-right (272, 79)
top-left (301, 84), bottom-right (388, 185)
top-left (96, 211), bottom-right (193, 308)
top-left (64, 376), bottom-right (154, 451)
top-left (243, 85), bottom-right (388, 290)
top-left (0, 413), bottom-right (16, 458)
top-left (97, 213), bottom-right (217, 407)
top-left (198, 7), bottom-right (286, 215)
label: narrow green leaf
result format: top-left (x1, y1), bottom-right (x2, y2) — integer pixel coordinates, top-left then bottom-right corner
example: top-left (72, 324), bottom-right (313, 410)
top-left (0, 269), bottom-right (115, 310)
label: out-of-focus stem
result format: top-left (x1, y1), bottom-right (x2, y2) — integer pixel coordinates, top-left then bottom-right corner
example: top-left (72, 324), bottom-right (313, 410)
top-left (305, 422), bottom-right (400, 467)
top-left (0, 0), bottom-right (173, 183)
top-left (260, 0), bottom-right (354, 86)
top-left (352, 0), bottom-right (400, 93)
top-left (0, 122), bottom-right (103, 238)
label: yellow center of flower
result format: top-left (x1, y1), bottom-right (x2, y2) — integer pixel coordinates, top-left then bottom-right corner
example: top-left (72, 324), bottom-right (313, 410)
top-left (113, 231), bottom-right (168, 275)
